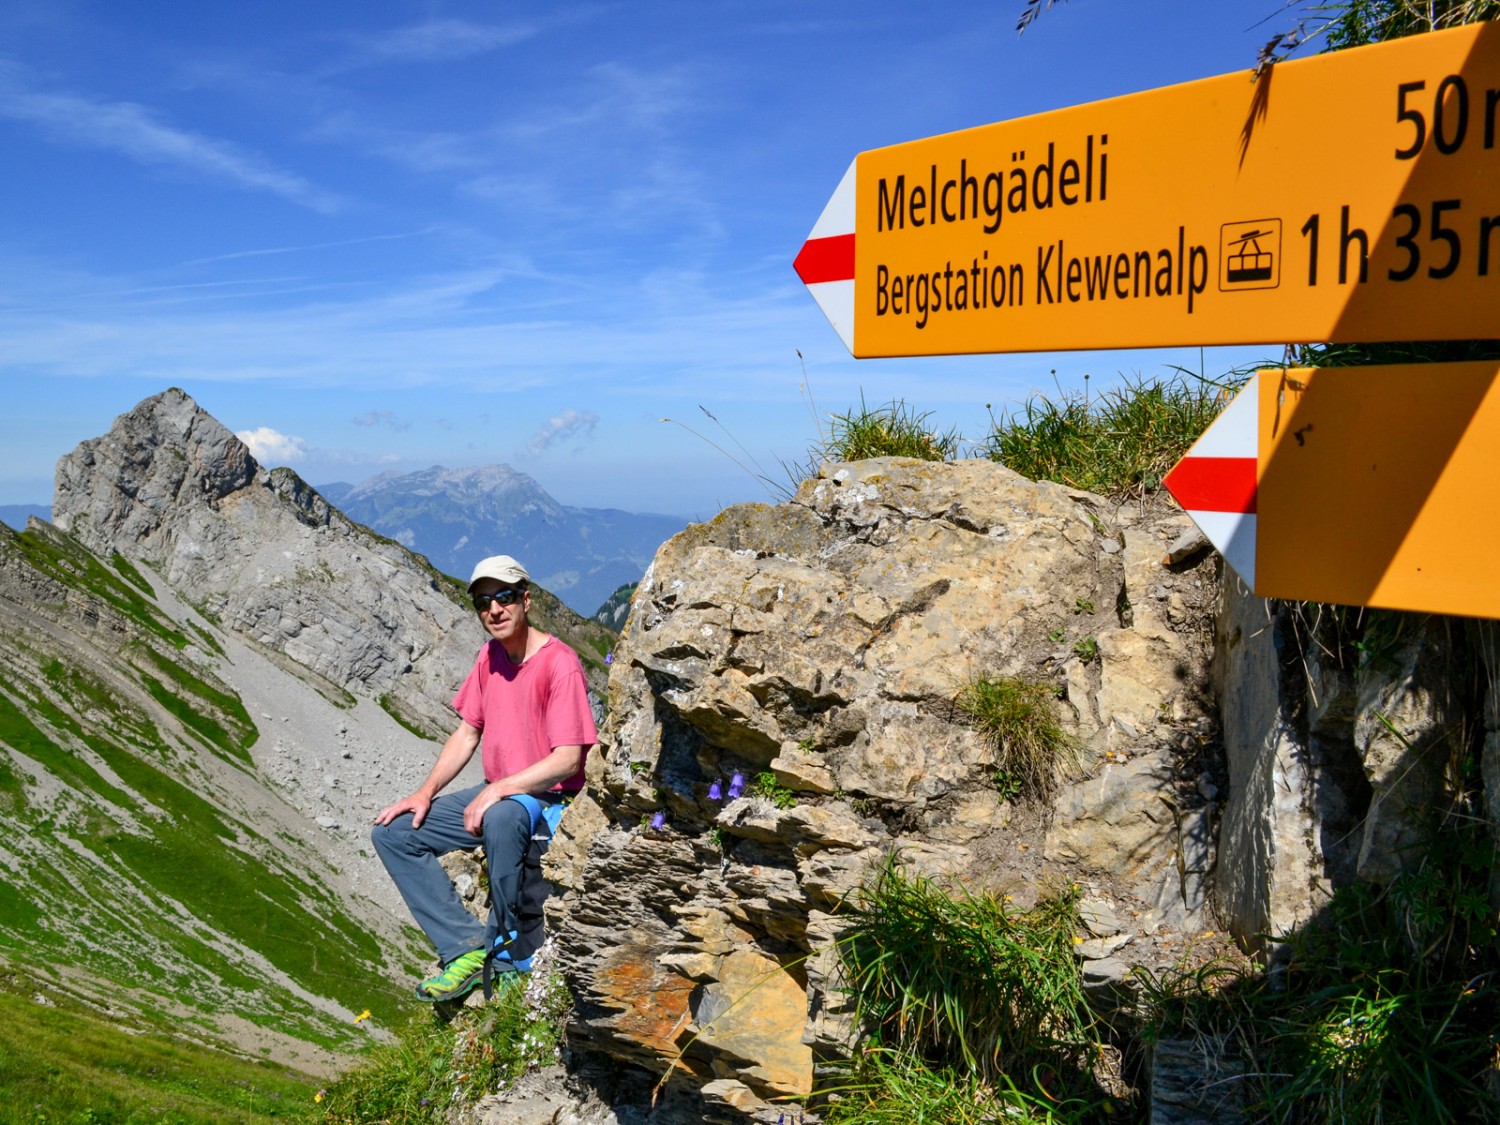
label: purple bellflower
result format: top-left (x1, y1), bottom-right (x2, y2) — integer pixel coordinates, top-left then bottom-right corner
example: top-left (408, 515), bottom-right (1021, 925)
top-left (650, 811), bottom-right (665, 830)
top-left (707, 778), bottom-right (723, 801)
top-left (727, 771), bottom-right (745, 800)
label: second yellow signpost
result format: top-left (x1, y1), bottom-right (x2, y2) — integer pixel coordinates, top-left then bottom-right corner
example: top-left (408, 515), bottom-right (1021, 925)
top-left (1256, 361), bottom-right (1500, 617)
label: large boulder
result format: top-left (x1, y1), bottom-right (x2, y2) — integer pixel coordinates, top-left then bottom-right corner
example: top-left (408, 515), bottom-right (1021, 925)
top-left (546, 458), bottom-right (1226, 1118)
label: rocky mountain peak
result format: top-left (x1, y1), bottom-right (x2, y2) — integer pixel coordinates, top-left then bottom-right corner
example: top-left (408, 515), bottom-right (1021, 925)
top-left (49, 390), bottom-right (609, 734)
top-left (54, 387), bottom-right (260, 552)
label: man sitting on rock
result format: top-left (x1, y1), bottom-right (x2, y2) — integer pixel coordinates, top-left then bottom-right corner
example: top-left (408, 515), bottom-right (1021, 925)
top-left (372, 554), bottom-right (597, 1003)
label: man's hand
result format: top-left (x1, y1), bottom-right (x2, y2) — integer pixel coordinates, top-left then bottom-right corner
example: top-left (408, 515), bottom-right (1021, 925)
top-left (374, 793), bottom-right (433, 829)
top-left (463, 782), bottom-right (508, 836)
top-left (371, 720), bottom-right (481, 831)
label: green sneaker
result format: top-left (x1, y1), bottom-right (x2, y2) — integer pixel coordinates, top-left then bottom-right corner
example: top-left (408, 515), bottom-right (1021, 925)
top-left (415, 948), bottom-right (487, 1003)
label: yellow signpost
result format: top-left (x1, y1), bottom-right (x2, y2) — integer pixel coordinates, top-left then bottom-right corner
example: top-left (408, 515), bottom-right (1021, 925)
top-left (797, 26), bottom-right (1500, 617)
top-left (1165, 361), bottom-right (1500, 619)
top-left (1256, 361), bottom-right (1500, 617)
top-left (796, 21), bottom-right (1500, 357)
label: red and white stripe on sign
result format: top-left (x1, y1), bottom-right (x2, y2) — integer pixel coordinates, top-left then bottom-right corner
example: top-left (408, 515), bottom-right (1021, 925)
top-left (793, 159), bottom-right (856, 352)
top-left (1162, 380), bottom-right (1258, 588)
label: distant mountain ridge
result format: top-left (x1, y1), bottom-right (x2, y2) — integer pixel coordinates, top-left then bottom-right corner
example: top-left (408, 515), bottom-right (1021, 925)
top-left (318, 464), bottom-right (687, 617)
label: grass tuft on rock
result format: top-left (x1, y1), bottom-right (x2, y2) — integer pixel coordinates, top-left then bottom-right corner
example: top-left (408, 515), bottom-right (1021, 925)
top-left (982, 371), bottom-right (1239, 497)
top-left (954, 674), bottom-right (1078, 802)
top-left (820, 1046), bottom-right (1081, 1124)
top-left (832, 861), bottom-right (1104, 1114)
top-left (824, 395), bottom-right (962, 463)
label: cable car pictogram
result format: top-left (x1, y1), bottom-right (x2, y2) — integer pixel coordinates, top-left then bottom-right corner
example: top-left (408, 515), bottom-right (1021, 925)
top-left (1226, 229), bottom-right (1275, 283)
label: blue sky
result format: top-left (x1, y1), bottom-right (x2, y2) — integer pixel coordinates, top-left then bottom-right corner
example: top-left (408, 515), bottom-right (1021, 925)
top-left (0, 1), bottom-right (1305, 519)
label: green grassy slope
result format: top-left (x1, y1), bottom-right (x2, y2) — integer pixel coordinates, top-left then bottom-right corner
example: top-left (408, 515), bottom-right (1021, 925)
top-left (0, 520), bottom-right (423, 1067)
top-left (0, 971), bottom-right (322, 1124)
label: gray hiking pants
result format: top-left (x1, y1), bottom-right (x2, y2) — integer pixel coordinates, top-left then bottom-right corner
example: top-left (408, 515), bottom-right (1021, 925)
top-left (371, 784), bottom-right (538, 966)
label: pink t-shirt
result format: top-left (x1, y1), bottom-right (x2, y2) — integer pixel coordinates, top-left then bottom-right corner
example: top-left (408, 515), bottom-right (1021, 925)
top-left (451, 636), bottom-right (597, 790)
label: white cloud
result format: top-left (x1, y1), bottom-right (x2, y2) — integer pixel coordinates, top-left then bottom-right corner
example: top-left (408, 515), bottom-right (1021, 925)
top-left (526, 408), bottom-right (598, 455)
top-left (340, 19), bottom-right (537, 67)
top-left (237, 426), bottom-right (310, 465)
top-left (0, 75), bottom-right (342, 212)
top-left (352, 409), bottom-right (411, 432)
top-left (181, 229), bottom-right (437, 268)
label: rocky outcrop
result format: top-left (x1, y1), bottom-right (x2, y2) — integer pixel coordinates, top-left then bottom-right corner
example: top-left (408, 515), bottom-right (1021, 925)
top-left (51, 389), bottom-right (611, 734)
top-left (538, 459), bottom-right (1493, 1121)
top-left (546, 458), bottom-right (1227, 1119)
top-left (1213, 582), bottom-right (1481, 951)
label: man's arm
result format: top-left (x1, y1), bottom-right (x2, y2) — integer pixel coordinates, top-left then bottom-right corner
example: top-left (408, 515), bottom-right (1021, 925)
top-left (373, 720), bottom-right (482, 829)
top-left (461, 744), bottom-right (586, 836)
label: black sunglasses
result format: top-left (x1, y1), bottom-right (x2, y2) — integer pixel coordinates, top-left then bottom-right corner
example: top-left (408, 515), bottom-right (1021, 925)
top-left (472, 588), bottom-right (525, 611)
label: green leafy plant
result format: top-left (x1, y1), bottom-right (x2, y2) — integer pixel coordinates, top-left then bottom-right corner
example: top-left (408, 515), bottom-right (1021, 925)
top-left (836, 789), bottom-right (880, 818)
top-left (750, 771), bottom-right (796, 809)
top-left (1072, 597), bottom-right (1095, 615)
top-left (321, 966), bottom-right (569, 1124)
top-left (990, 768), bottom-right (1023, 805)
top-left (954, 675), bottom-right (1079, 801)
top-left (1072, 636), bottom-right (1098, 662)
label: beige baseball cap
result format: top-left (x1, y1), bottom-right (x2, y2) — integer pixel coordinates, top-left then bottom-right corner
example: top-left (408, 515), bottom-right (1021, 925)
top-left (467, 554), bottom-right (530, 591)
